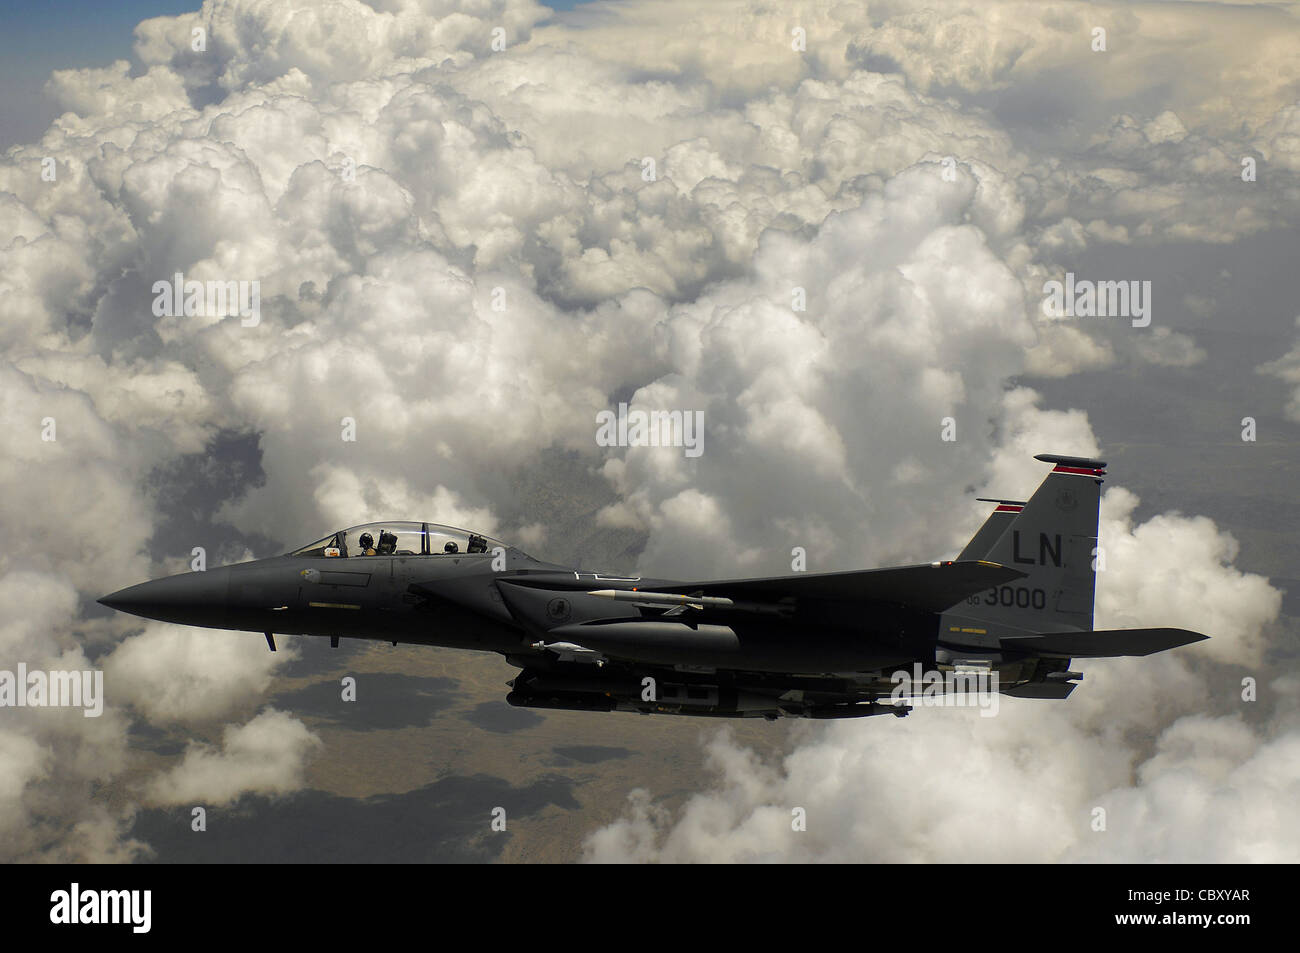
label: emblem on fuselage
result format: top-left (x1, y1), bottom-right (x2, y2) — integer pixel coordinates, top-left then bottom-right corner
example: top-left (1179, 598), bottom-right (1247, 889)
top-left (546, 597), bottom-right (572, 623)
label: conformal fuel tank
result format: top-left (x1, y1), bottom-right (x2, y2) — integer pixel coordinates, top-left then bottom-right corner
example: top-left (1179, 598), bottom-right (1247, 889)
top-left (547, 620), bottom-right (739, 665)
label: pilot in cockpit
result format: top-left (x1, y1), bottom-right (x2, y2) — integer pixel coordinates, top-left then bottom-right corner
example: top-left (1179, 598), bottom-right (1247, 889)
top-left (358, 532), bottom-right (377, 556)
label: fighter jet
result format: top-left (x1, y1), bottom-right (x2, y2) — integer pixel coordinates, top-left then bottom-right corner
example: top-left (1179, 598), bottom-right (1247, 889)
top-left (100, 454), bottom-right (1207, 720)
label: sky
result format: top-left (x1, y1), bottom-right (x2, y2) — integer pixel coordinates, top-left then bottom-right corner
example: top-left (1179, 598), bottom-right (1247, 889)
top-left (1, 2), bottom-right (197, 148)
top-left (0, 0), bottom-right (590, 148)
top-left (0, 0), bottom-right (1298, 863)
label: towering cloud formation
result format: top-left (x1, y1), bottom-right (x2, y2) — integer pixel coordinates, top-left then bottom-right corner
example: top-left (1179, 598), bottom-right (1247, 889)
top-left (1, 0), bottom-right (1295, 860)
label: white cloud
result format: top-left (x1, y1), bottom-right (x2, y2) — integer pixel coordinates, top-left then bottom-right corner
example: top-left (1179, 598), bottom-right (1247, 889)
top-left (144, 708), bottom-right (322, 806)
top-left (585, 697), bottom-right (1300, 863)
top-left (0, 571), bottom-right (139, 861)
top-left (0, 729), bottom-right (50, 837)
top-left (1096, 487), bottom-right (1280, 666)
top-left (104, 623), bottom-right (297, 724)
top-left (1259, 316), bottom-right (1300, 422)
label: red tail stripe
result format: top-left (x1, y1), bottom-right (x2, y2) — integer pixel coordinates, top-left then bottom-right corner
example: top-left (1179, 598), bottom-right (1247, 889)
top-left (1053, 465), bottom-right (1106, 476)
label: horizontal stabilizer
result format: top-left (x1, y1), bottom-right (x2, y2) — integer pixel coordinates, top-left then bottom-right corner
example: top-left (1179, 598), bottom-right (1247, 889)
top-left (1002, 681), bottom-right (1078, 699)
top-left (638, 561), bottom-right (1027, 614)
top-left (1002, 627), bottom-right (1208, 658)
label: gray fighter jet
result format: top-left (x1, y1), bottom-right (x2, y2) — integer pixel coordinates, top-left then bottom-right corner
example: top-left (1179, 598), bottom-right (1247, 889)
top-left (100, 454), bottom-right (1207, 719)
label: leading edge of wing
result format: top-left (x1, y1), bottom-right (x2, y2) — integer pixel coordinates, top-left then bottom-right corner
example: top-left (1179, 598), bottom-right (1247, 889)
top-left (637, 560), bottom-right (1027, 614)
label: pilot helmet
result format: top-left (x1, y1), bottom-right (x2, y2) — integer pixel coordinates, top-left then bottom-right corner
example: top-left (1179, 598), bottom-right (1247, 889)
top-left (359, 532), bottom-right (374, 550)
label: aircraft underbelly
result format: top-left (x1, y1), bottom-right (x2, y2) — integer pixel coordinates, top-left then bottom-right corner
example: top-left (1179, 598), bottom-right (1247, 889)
top-left (547, 619), bottom-right (917, 672)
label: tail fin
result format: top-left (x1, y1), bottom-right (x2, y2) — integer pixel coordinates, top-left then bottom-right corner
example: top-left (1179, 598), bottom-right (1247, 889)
top-left (956, 498), bottom-right (1024, 561)
top-left (943, 454), bottom-right (1105, 641)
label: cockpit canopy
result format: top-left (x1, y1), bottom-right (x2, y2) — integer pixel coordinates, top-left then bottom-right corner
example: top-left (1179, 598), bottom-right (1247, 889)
top-left (290, 522), bottom-right (513, 559)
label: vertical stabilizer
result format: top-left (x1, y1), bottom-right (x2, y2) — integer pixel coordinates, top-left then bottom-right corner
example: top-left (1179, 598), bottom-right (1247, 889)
top-left (943, 455), bottom-right (1105, 641)
top-left (956, 499), bottom-right (1024, 561)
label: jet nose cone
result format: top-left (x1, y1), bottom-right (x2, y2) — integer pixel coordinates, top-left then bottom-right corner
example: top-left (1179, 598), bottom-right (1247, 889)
top-left (99, 581), bottom-right (156, 612)
top-left (98, 569), bottom-right (232, 624)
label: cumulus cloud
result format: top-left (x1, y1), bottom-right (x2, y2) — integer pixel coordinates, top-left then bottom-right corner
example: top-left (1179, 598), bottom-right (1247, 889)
top-left (1259, 316), bottom-right (1300, 422)
top-left (1096, 487), bottom-right (1280, 666)
top-left (0, 729), bottom-right (49, 837)
top-left (0, 572), bottom-right (138, 861)
top-left (1072, 711), bottom-right (1300, 862)
top-left (585, 697), bottom-right (1300, 863)
top-left (144, 708), bottom-right (322, 806)
top-left (104, 623), bottom-right (297, 724)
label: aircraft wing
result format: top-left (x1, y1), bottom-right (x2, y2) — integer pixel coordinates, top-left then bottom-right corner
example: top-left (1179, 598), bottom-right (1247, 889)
top-left (636, 560), bottom-right (1026, 614)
